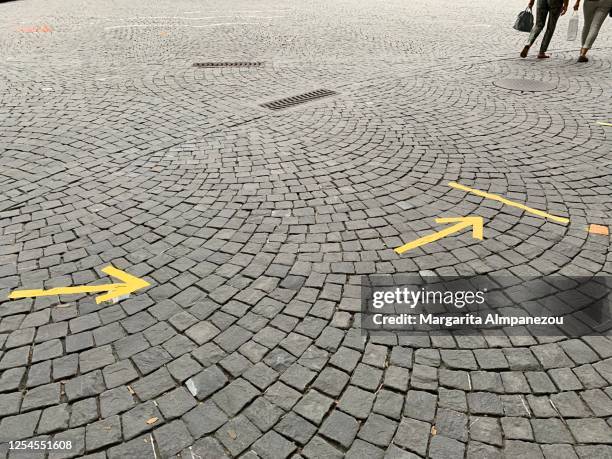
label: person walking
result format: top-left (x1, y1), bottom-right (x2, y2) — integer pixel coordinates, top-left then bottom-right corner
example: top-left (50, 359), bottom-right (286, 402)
top-left (520, 0), bottom-right (570, 58)
top-left (573, 0), bottom-right (612, 61)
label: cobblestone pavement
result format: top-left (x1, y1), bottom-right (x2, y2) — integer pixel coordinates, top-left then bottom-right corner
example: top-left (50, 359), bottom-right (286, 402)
top-left (1, 0), bottom-right (612, 457)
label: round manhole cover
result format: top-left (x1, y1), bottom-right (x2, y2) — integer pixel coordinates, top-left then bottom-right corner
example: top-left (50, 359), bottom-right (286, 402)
top-left (493, 79), bottom-right (557, 91)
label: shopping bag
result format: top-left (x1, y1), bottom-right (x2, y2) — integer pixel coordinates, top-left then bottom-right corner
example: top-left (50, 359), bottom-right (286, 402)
top-left (567, 12), bottom-right (579, 41)
top-left (514, 8), bottom-right (534, 32)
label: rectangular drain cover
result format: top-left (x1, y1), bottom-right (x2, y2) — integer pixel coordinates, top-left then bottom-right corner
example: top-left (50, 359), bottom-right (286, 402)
top-left (193, 62), bottom-right (263, 68)
top-left (260, 89), bottom-right (338, 110)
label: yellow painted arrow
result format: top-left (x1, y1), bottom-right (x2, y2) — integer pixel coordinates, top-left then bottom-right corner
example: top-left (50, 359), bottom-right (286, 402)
top-left (8, 266), bottom-right (150, 304)
top-left (395, 216), bottom-right (484, 254)
top-left (597, 122), bottom-right (612, 127)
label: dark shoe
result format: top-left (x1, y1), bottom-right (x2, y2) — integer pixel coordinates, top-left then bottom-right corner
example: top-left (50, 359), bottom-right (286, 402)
top-left (537, 53), bottom-right (550, 59)
top-left (578, 55), bottom-right (588, 62)
top-left (520, 45), bottom-right (530, 58)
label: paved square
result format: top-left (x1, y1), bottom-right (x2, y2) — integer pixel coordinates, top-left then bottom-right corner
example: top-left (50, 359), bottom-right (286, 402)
top-left (1, 0), bottom-right (611, 457)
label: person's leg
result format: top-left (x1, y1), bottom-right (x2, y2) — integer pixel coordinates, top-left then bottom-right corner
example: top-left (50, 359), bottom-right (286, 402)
top-left (538, 0), bottom-right (563, 56)
top-left (581, 0), bottom-right (597, 49)
top-left (522, 0), bottom-right (549, 57)
top-left (583, 2), bottom-right (612, 50)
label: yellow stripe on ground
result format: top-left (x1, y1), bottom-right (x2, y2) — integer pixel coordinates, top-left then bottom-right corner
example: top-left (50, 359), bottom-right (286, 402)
top-left (596, 122), bottom-right (612, 127)
top-left (448, 182), bottom-right (570, 225)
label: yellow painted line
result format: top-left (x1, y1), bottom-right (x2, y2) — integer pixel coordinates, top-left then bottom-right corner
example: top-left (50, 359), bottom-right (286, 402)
top-left (395, 216), bottom-right (484, 254)
top-left (448, 182), bottom-right (570, 225)
top-left (596, 122), bottom-right (612, 127)
top-left (8, 265), bottom-right (150, 304)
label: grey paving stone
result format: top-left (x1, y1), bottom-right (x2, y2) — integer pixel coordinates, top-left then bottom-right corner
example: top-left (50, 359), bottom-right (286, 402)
top-left (580, 388), bottom-right (612, 416)
top-left (121, 400), bottom-right (164, 440)
top-left (21, 382), bottom-right (61, 411)
top-left (0, 367), bottom-right (26, 392)
top-left (549, 391), bottom-right (592, 418)
top-left (384, 444), bottom-right (421, 459)
top-left (566, 418), bottom-right (612, 443)
top-left (64, 370), bottom-right (106, 401)
top-left (32, 339), bottom-right (63, 363)
top-left (345, 439), bottom-right (385, 459)
top-left (338, 385), bottom-right (376, 420)
top-left (0, 392), bottom-right (21, 417)
top-left (167, 354), bottom-right (202, 382)
top-left (473, 349), bottom-right (509, 370)
top-left (351, 363), bottom-right (383, 390)
top-left (414, 349), bottom-right (440, 367)
top-left (302, 436), bottom-right (343, 459)
top-left (79, 344), bottom-right (115, 373)
top-left (393, 417), bottom-right (430, 456)
top-left (180, 399), bottom-right (225, 438)
top-left (410, 364), bottom-right (438, 390)
top-left (504, 440), bottom-right (544, 458)
top-left (180, 437), bottom-right (230, 459)
top-left (0, 410), bottom-right (41, 442)
top-left (52, 354), bottom-right (79, 380)
top-left (252, 430), bottom-right (297, 459)
top-left (531, 418), bottom-right (573, 444)
top-left (438, 388), bottom-right (467, 412)
top-left (319, 409), bottom-right (359, 448)
top-left (274, 412), bottom-right (318, 446)
top-left (213, 378), bottom-right (259, 417)
top-left (404, 390), bottom-right (437, 422)
top-left (466, 441), bottom-right (502, 459)
top-left (531, 344), bottom-right (574, 369)
top-left (441, 350), bottom-right (477, 370)
top-left (243, 362), bottom-right (279, 390)
top-left (525, 371), bottom-right (557, 394)
top-left (429, 435), bottom-right (465, 459)
top-left (49, 427), bottom-right (85, 459)
top-left (131, 367), bottom-right (175, 401)
top-left (245, 396), bottom-right (284, 432)
top-left (469, 416), bottom-right (502, 446)
top-left (293, 390), bottom-right (334, 425)
top-left (265, 382), bottom-right (302, 411)
top-left (215, 415), bottom-right (261, 456)
top-left (281, 363), bottom-right (317, 391)
top-left (575, 445), bottom-right (612, 459)
top-left (358, 413), bottom-right (398, 447)
top-left (373, 389), bottom-right (404, 420)
top-left (471, 371), bottom-right (503, 393)
top-left (85, 415), bottom-right (122, 451)
top-left (131, 345), bottom-right (172, 375)
top-left (434, 408), bottom-right (468, 442)
top-left (102, 360), bottom-right (138, 389)
top-left (153, 419), bottom-right (194, 457)
top-left (329, 346), bottom-right (361, 372)
top-left (503, 348), bottom-right (541, 371)
top-left (70, 397), bottom-right (98, 427)
top-left (27, 361), bottom-right (52, 387)
top-left (65, 332), bottom-right (94, 353)
top-left (156, 387), bottom-right (197, 420)
top-left (501, 416), bottom-right (533, 441)
top-left (467, 392), bottom-right (503, 415)
top-left (548, 368), bottom-right (583, 391)
top-left (38, 404), bottom-right (70, 434)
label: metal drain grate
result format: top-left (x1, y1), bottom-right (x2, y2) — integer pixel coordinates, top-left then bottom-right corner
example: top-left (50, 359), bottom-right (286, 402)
top-left (493, 79), bottom-right (557, 92)
top-left (193, 62), bottom-right (263, 68)
top-left (260, 89), bottom-right (338, 110)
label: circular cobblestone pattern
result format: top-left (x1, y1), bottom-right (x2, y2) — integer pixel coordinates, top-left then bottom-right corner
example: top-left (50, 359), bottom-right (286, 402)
top-left (1, 0), bottom-right (611, 458)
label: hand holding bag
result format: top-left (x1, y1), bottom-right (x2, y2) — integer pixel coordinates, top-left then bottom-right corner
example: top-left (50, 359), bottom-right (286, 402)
top-left (514, 7), bottom-right (535, 32)
top-left (567, 11), bottom-right (579, 40)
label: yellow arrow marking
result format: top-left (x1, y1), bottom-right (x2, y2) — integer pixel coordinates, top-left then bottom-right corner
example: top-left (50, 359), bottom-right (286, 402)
top-left (596, 122), bottom-right (612, 127)
top-left (395, 216), bottom-right (484, 254)
top-left (448, 182), bottom-right (569, 225)
top-left (8, 266), bottom-right (150, 304)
